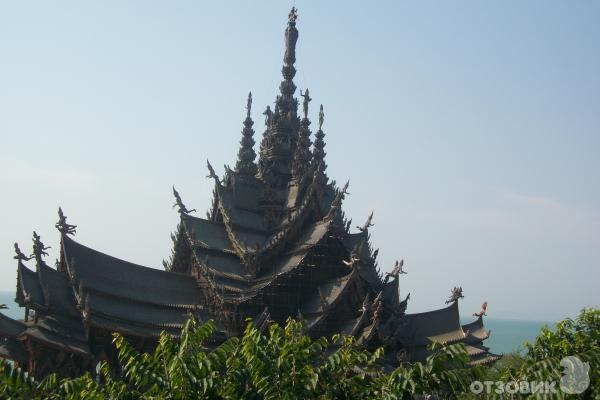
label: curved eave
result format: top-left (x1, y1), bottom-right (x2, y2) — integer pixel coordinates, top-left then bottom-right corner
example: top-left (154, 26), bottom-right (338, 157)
top-left (82, 290), bottom-right (208, 330)
top-left (84, 313), bottom-right (227, 343)
top-left (192, 220), bottom-right (334, 305)
top-left (468, 352), bottom-right (502, 366)
top-left (398, 301), bottom-right (467, 347)
top-left (16, 261), bottom-right (46, 310)
top-left (62, 235), bottom-right (202, 308)
top-left (303, 267), bottom-right (359, 332)
top-left (18, 325), bottom-right (91, 358)
top-left (0, 312), bottom-right (26, 338)
top-left (0, 338), bottom-right (29, 365)
top-left (462, 316), bottom-right (492, 344)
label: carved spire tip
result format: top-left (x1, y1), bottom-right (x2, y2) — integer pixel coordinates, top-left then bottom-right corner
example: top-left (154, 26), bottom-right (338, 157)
top-left (318, 104), bottom-right (325, 130)
top-left (288, 7), bottom-right (298, 23)
top-left (56, 206), bottom-right (77, 236)
top-left (246, 91), bottom-right (252, 118)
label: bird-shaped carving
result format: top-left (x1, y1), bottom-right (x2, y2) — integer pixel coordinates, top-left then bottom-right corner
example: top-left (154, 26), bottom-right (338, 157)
top-left (55, 207), bottom-right (77, 236)
top-left (357, 211), bottom-right (374, 232)
top-left (13, 243), bottom-right (32, 262)
top-left (172, 186), bottom-right (196, 215)
top-left (206, 160), bottom-right (219, 181)
top-left (384, 259), bottom-right (407, 283)
top-left (342, 253), bottom-right (360, 267)
top-left (473, 301), bottom-right (488, 318)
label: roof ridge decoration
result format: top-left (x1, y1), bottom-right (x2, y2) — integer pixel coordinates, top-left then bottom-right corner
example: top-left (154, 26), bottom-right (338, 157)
top-left (13, 242), bottom-right (32, 262)
top-left (172, 186), bottom-right (196, 215)
top-left (31, 231), bottom-right (51, 262)
top-left (324, 180), bottom-right (349, 222)
top-left (472, 301), bottom-right (488, 318)
top-left (292, 89), bottom-right (313, 181)
top-left (445, 286), bottom-right (464, 305)
top-left (357, 211), bottom-right (374, 233)
top-left (235, 92), bottom-right (258, 177)
top-left (384, 259), bottom-right (407, 283)
top-left (55, 207), bottom-right (76, 236)
top-left (312, 104), bottom-right (328, 183)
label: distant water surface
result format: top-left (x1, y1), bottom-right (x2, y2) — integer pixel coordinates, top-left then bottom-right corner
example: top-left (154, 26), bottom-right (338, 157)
top-left (462, 317), bottom-right (551, 354)
top-left (0, 291), bottom-right (21, 320)
top-left (0, 292), bottom-right (548, 354)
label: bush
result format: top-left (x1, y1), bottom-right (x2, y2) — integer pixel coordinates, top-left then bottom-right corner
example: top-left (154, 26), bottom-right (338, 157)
top-left (1, 309), bottom-right (598, 399)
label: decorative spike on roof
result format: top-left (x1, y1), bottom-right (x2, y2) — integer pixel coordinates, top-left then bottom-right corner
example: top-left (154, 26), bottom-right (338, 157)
top-left (300, 88), bottom-right (312, 119)
top-left (324, 180), bottom-right (349, 221)
top-left (312, 104), bottom-right (327, 179)
top-left (357, 211), bottom-right (374, 232)
top-left (206, 160), bottom-right (219, 182)
top-left (55, 207), bottom-right (76, 236)
top-left (279, 7), bottom-right (299, 114)
top-left (235, 92), bottom-right (258, 177)
top-left (172, 186), bottom-right (196, 215)
top-left (292, 88), bottom-right (313, 180)
top-left (31, 231), bottom-right (51, 261)
top-left (385, 259), bottom-right (407, 283)
top-left (446, 286), bottom-right (464, 304)
top-left (258, 8), bottom-right (302, 187)
top-left (13, 242), bottom-right (32, 262)
top-left (472, 301), bottom-right (488, 318)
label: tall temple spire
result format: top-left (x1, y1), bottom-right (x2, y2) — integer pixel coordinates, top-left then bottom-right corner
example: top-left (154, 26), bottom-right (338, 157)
top-left (235, 92), bottom-right (258, 177)
top-left (312, 104), bottom-right (327, 178)
top-left (278, 7), bottom-right (299, 115)
top-left (258, 7), bottom-right (301, 187)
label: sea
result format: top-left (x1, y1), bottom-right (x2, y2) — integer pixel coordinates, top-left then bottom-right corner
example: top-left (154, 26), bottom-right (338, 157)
top-left (0, 291), bottom-right (550, 355)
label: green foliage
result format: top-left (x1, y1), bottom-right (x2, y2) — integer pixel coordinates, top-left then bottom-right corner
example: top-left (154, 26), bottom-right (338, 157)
top-left (1, 308), bottom-right (598, 399)
top-left (503, 308), bottom-right (600, 399)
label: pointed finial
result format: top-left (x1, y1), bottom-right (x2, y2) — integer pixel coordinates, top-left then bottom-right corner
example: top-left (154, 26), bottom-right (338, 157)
top-left (246, 91), bottom-right (252, 119)
top-left (288, 7), bottom-right (298, 22)
top-left (318, 104), bottom-right (324, 130)
top-left (55, 207), bottom-right (77, 236)
top-left (323, 180), bottom-right (350, 222)
top-left (340, 180), bottom-right (350, 196)
top-left (206, 160), bottom-right (219, 181)
top-left (473, 301), bottom-right (488, 318)
top-left (384, 259), bottom-right (407, 283)
top-left (445, 286), bottom-right (464, 304)
top-left (172, 186), bottom-right (196, 215)
top-left (300, 88), bottom-right (312, 119)
top-left (357, 211), bottom-right (374, 232)
top-left (13, 242), bottom-right (32, 262)
top-left (31, 231), bottom-right (51, 260)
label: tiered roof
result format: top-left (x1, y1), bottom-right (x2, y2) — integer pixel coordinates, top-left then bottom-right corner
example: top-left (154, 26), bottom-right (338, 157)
top-left (395, 301), bottom-right (501, 365)
top-left (0, 8), bottom-right (499, 378)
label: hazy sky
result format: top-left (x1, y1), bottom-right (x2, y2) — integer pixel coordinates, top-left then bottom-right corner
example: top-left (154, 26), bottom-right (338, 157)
top-left (1, 1), bottom-right (598, 321)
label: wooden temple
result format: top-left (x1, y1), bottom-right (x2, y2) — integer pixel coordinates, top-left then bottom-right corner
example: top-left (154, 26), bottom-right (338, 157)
top-left (0, 8), bottom-right (500, 378)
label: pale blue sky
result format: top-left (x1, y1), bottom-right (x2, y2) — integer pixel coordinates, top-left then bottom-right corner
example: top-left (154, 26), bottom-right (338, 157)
top-left (0, 1), bottom-right (598, 321)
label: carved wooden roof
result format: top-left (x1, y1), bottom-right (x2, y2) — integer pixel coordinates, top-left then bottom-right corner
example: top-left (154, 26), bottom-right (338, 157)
top-left (0, 8), bottom-right (500, 378)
